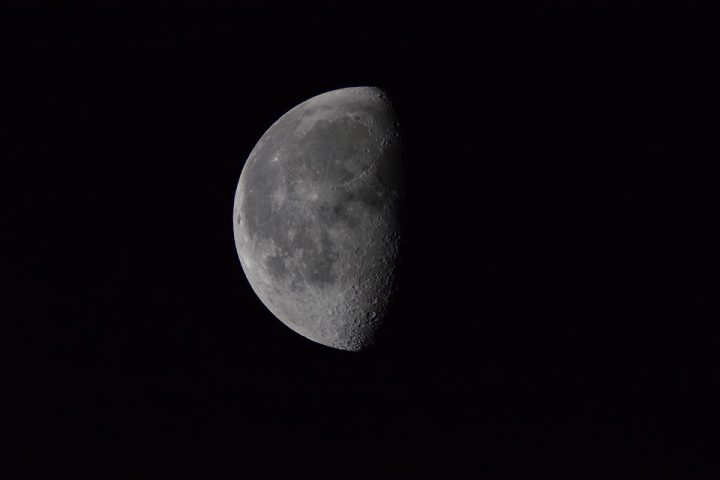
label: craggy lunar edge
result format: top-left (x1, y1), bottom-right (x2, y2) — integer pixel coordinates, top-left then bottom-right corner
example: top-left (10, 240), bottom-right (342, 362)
top-left (233, 87), bottom-right (405, 351)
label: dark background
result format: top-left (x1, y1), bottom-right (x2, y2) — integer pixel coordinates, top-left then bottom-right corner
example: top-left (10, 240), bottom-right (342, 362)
top-left (2, 1), bottom-right (717, 478)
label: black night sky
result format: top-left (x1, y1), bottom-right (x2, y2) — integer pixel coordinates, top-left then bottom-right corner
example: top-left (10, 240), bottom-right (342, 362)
top-left (2, 1), bottom-right (717, 479)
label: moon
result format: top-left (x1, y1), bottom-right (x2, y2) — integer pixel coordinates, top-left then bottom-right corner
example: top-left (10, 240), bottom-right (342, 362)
top-left (233, 86), bottom-right (405, 351)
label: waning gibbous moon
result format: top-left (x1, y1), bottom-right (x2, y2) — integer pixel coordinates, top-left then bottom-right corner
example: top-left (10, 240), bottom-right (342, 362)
top-left (233, 86), bottom-right (405, 351)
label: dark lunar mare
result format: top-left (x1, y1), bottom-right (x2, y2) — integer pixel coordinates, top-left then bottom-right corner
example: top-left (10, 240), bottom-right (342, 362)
top-left (233, 87), bottom-right (404, 351)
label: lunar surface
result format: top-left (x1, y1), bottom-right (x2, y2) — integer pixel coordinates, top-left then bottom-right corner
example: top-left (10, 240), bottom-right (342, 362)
top-left (233, 87), bottom-right (405, 351)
